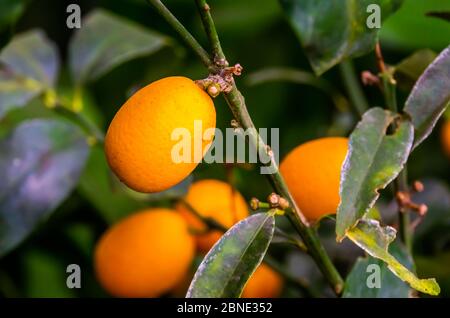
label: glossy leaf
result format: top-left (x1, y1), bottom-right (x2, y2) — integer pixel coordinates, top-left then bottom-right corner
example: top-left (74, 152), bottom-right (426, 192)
top-left (0, 30), bottom-right (59, 118)
top-left (280, 0), bottom-right (403, 75)
top-left (347, 219), bottom-right (440, 295)
top-left (404, 45), bottom-right (450, 148)
top-left (187, 213), bottom-right (275, 298)
top-left (0, 119), bottom-right (89, 257)
top-left (69, 9), bottom-right (170, 84)
top-left (343, 241), bottom-right (412, 297)
top-left (394, 49), bottom-right (437, 90)
top-left (336, 107), bottom-right (414, 240)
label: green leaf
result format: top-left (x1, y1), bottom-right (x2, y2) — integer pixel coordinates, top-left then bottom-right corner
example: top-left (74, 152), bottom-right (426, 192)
top-left (404, 45), bottom-right (450, 149)
top-left (0, 0), bottom-right (28, 31)
top-left (336, 107), bottom-right (414, 240)
top-left (0, 119), bottom-right (89, 257)
top-left (0, 29), bottom-right (59, 118)
top-left (343, 241), bottom-right (412, 297)
top-left (187, 213), bottom-right (275, 298)
top-left (380, 0), bottom-right (450, 51)
top-left (69, 9), bottom-right (170, 84)
top-left (394, 49), bottom-right (438, 90)
top-left (279, 0), bottom-right (403, 75)
top-left (346, 219), bottom-right (440, 296)
top-left (77, 146), bottom-right (146, 224)
top-left (427, 11), bottom-right (450, 23)
top-left (23, 249), bottom-right (76, 298)
top-left (246, 67), bottom-right (350, 112)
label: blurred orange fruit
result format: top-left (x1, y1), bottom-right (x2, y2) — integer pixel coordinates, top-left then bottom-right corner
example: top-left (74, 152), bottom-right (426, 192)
top-left (94, 208), bottom-right (195, 297)
top-left (177, 179), bottom-right (249, 252)
top-left (241, 264), bottom-right (284, 298)
top-left (105, 76), bottom-right (216, 193)
top-left (280, 137), bottom-right (349, 221)
top-left (442, 120), bottom-right (450, 158)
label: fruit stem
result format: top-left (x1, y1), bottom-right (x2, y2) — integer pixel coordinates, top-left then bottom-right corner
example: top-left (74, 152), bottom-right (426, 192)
top-left (224, 88), bottom-right (344, 294)
top-left (148, 0), bottom-right (344, 295)
top-left (376, 42), bottom-right (413, 253)
top-left (338, 60), bottom-right (370, 117)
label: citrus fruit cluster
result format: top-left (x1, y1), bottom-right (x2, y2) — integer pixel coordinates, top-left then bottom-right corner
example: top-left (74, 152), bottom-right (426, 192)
top-left (94, 179), bottom-right (283, 298)
top-left (98, 75), bottom-right (352, 298)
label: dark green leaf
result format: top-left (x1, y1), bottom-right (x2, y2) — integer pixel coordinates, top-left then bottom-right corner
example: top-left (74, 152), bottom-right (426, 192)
top-left (380, 0), bottom-right (450, 51)
top-left (336, 107), bottom-right (414, 240)
top-left (404, 46), bottom-right (450, 148)
top-left (416, 252), bottom-right (450, 296)
top-left (0, 30), bottom-right (59, 118)
top-left (187, 213), bottom-right (275, 298)
top-left (77, 147), bottom-right (146, 224)
top-left (394, 49), bottom-right (437, 90)
top-left (280, 0), bottom-right (403, 75)
top-left (427, 11), bottom-right (450, 22)
top-left (0, 119), bottom-right (89, 257)
top-left (246, 67), bottom-right (350, 112)
top-left (0, 0), bottom-right (28, 31)
top-left (343, 241), bottom-right (412, 297)
top-left (69, 9), bottom-right (171, 84)
top-left (23, 249), bottom-right (76, 297)
top-left (347, 219), bottom-right (440, 295)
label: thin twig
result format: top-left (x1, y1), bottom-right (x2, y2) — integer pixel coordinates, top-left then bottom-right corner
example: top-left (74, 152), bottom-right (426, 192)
top-left (197, 1), bottom-right (344, 294)
top-left (375, 42), bottom-right (387, 74)
top-left (52, 102), bottom-right (105, 144)
top-left (375, 42), bottom-right (413, 253)
top-left (147, 0), bottom-right (344, 294)
top-left (195, 0), bottom-right (226, 64)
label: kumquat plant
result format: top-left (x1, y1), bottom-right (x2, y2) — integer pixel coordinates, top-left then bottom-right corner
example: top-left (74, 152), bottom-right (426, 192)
top-left (1, 0), bottom-right (450, 302)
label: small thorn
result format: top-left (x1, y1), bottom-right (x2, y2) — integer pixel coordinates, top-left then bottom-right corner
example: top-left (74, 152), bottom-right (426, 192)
top-left (250, 198), bottom-right (260, 211)
top-left (413, 181), bottom-right (425, 193)
top-left (418, 204), bottom-right (428, 216)
top-left (230, 119), bottom-right (240, 129)
top-left (267, 193), bottom-right (280, 207)
top-left (396, 191), bottom-right (410, 206)
top-left (361, 71), bottom-right (380, 86)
